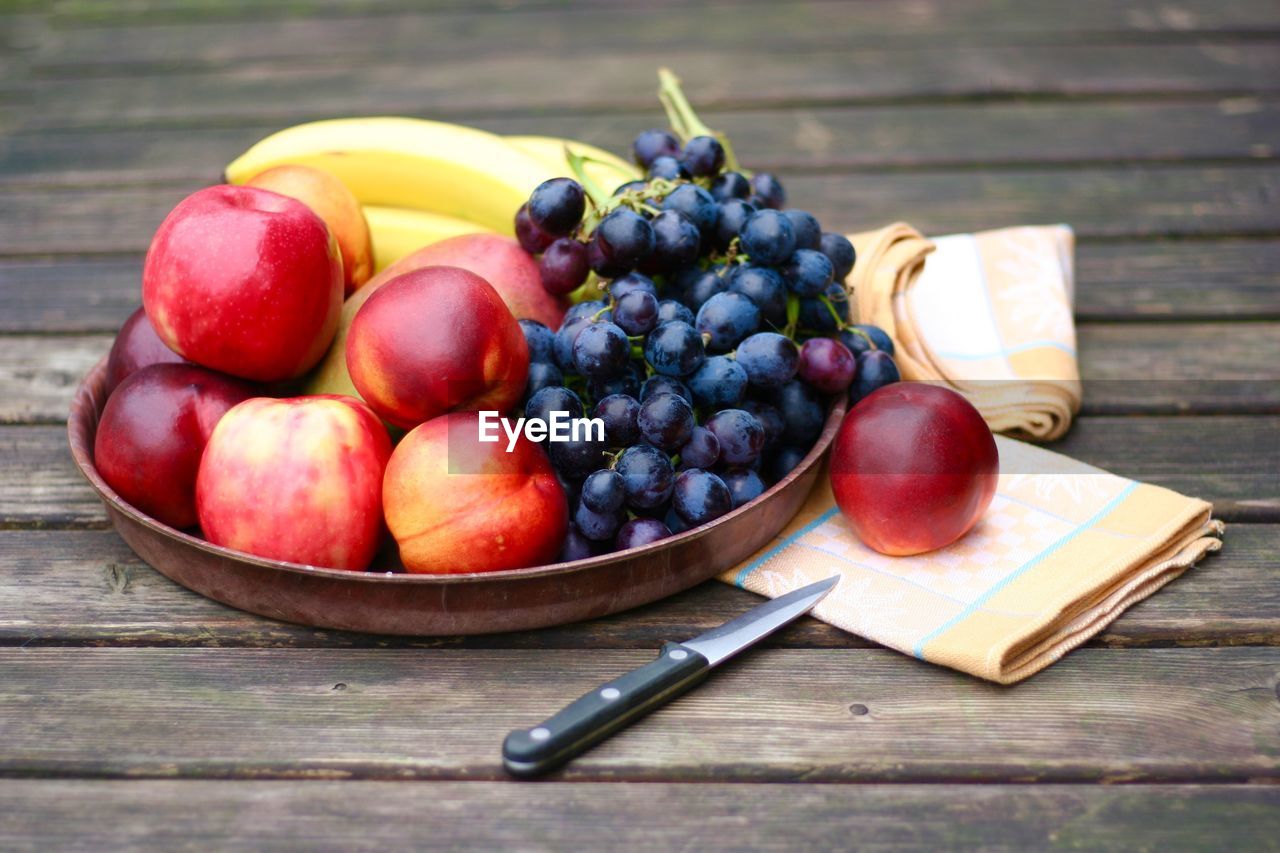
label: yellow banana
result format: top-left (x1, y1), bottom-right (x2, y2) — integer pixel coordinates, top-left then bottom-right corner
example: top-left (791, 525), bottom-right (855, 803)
top-left (363, 206), bottom-right (494, 273)
top-left (506, 135), bottom-right (640, 194)
top-left (224, 117), bottom-right (554, 234)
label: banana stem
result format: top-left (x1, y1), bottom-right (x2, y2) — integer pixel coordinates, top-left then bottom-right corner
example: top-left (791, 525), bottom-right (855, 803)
top-left (657, 67), bottom-right (744, 175)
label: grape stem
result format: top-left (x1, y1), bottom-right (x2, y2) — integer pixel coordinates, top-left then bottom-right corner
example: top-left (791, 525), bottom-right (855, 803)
top-left (657, 67), bottom-right (745, 175)
top-left (566, 146), bottom-right (613, 212)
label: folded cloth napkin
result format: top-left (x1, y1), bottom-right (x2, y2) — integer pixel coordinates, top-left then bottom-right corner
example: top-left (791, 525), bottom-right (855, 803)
top-left (720, 439), bottom-right (1224, 684)
top-left (848, 223), bottom-right (1081, 441)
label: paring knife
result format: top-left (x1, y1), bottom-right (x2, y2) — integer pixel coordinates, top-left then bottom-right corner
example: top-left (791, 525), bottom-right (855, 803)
top-left (502, 575), bottom-right (839, 777)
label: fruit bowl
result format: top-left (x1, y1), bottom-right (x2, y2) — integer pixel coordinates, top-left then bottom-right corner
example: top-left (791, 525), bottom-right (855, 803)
top-left (69, 356), bottom-right (844, 635)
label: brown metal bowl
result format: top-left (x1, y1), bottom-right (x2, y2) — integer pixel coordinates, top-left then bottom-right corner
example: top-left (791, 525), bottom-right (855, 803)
top-left (68, 356), bottom-right (843, 635)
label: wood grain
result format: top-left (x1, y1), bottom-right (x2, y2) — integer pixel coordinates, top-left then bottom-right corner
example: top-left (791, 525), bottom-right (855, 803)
top-left (0, 325), bottom-right (1275, 424)
top-left (0, 780), bottom-right (1276, 850)
top-left (26, 2), bottom-right (1280, 75)
top-left (4, 240), bottom-right (1275, 333)
top-left (0, 526), bottom-right (1273, 650)
top-left (13, 42), bottom-right (1280, 132)
top-left (1, 646), bottom-right (1276, 781)
top-left (5, 417), bottom-right (1274, 528)
top-left (6, 100), bottom-right (1278, 184)
top-left (3, 165), bottom-right (1278, 257)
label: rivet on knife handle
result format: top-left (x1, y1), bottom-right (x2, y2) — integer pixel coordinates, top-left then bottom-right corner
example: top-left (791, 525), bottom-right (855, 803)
top-left (502, 641), bottom-right (710, 777)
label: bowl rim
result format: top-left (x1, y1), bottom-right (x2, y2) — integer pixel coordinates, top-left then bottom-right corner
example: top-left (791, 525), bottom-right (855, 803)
top-left (69, 355), bottom-right (844, 585)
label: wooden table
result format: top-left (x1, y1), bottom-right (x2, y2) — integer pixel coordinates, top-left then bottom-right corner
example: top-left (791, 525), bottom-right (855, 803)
top-left (2, 2), bottom-right (1278, 848)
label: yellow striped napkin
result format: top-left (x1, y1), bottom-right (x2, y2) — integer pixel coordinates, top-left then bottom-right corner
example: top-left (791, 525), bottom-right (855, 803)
top-left (721, 439), bottom-right (1223, 684)
top-left (848, 223), bottom-right (1081, 441)
top-left (717, 220), bottom-right (1223, 683)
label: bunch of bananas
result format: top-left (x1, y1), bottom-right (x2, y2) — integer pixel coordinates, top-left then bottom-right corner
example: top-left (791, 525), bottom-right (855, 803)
top-left (224, 117), bottom-right (639, 272)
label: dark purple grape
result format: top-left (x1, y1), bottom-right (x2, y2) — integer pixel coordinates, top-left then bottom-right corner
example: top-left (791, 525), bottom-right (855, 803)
top-left (644, 320), bottom-right (705, 377)
top-left (595, 393), bottom-right (641, 445)
top-left (696, 291), bottom-right (761, 352)
top-left (765, 445), bottom-right (807, 484)
top-left (662, 184), bottom-right (719, 238)
top-left (721, 467), bottom-right (766, 508)
top-left (637, 392), bottom-right (695, 451)
top-left (560, 526), bottom-right (602, 561)
top-left (519, 319), bottom-right (555, 363)
top-left (525, 385), bottom-right (583, 426)
top-left (727, 265), bottom-right (787, 328)
top-left (609, 272), bottom-right (657, 300)
top-left (657, 299), bottom-right (695, 326)
top-left (688, 355), bottom-right (748, 409)
top-left (515, 203), bottom-right (555, 254)
top-left (853, 323), bottom-right (895, 355)
top-left (783, 210), bottom-right (822, 251)
top-left (588, 363), bottom-right (642, 400)
top-left (539, 237), bottom-right (589, 294)
top-left (648, 156), bottom-right (689, 181)
top-left (799, 282), bottom-right (850, 332)
top-left (572, 321), bottom-right (630, 379)
top-left (710, 172), bottom-right (751, 202)
top-left (681, 269), bottom-right (728, 312)
top-left (782, 248), bottom-right (834, 297)
top-left (673, 469), bottom-right (733, 525)
top-left (613, 290), bottom-right (660, 336)
top-left (590, 209), bottom-right (655, 277)
top-left (741, 400), bottom-right (785, 448)
top-left (798, 337), bottom-right (857, 394)
top-left (549, 432), bottom-right (610, 478)
top-left (574, 501), bottom-right (624, 542)
top-left (640, 375), bottom-right (692, 405)
top-left (565, 299), bottom-right (610, 323)
top-left (681, 135), bottom-right (725, 177)
top-left (714, 198), bottom-right (756, 251)
top-left (735, 332), bottom-right (799, 388)
top-left (750, 173), bottom-right (787, 209)
top-left (581, 469), bottom-right (626, 514)
top-left (838, 327), bottom-right (873, 357)
top-left (819, 232), bottom-right (856, 281)
top-left (633, 129), bottom-right (681, 168)
top-left (705, 409), bottom-right (766, 466)
top-left (770, 380), bottom-right (825, 445)
top-left (524, 361), bottom-right (563, 398)
top-left (740, 209), bottom-right (796, 266)
top-left (850, 350), bottom-right (901, 404)
top-left (664, 505), bottom-right (689, 533)
top-left (528, 178), bottom-right (585, 236)
top-left (615, 517), bottom-right (672, 549)
top-left (615, 444), bottom-right (676, 509)
top-left (678, 425), bottom-right (721, 469)
top-left (644, 210), bottom-right (701, 273)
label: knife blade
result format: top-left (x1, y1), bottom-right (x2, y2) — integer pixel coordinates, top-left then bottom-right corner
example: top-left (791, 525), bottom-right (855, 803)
top-left (501, 575), bottom-right (839, 777)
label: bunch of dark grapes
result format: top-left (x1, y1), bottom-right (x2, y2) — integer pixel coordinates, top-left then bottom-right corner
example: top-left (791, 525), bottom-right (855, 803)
top-left (514, 74), bottom-right (901, 561)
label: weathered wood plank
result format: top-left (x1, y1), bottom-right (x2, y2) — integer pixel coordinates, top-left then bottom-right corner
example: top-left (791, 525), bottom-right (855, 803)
top-left (1, 781), bottom-right (1276, 850)
top-left (28, 1), bottom-right (1280, 76)
top-left (6, 99), bottom-right (1278, 184)
top-left (0, 647), bottom-right (1275, 781)
top-left (0, 526), bottom-right (1272, 650)
top-left (5, 417), bottom-right (1274, 528)
top-left (4, 240), bottom-right (1275, 333)
top-left (14, 42), bottom-right (1280, 131)
top-left (3, 165), bottom-right (1278, 256)
top-left (1, 325), bottom-right (1275, 424)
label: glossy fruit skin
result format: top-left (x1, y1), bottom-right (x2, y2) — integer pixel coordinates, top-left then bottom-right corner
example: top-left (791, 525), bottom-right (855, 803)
top-left (727, 265), bottom-right (787, 328)
top-left (662, 184), bottom-right (719, 237)
top-left (750, 173), bottom-right (787, 209)
top-left (673, 469), bottom-right (733, 525)
top-left (572, 321), bottom-right (631, 379)
top-left (721, 467), bottom-right (767, 508)
top-left (644, 210), bottom-right (701, 273)
top-left (656, 299), bottom-right (695, 326)
top-left (798, 337), bottom-right (857, 394)
top-left (527, 178), bottom-right (585, 235)
top-left (637, 392), bottom-right (695, 451)
top-left (850, 350), bottom-right (901, 404)
top-left (346, 266), bottom-right (529, 430)
top-left (538, 238), bottom-right (590, 295)
top-left (581, 469), bottom-right (626, 514)
top-left (613, 290), bottom-right (660, 336)
top-left (610, 272), bottom-right (658, 300)
top-left (524, 362), bottom-right (564, 398)
top-left (519, 320), bottom-right (556, 363)
top-left (710, 172), bottom-right (751, 202)
top-left (384, 411), bottom-right (568, 573)
top-left (678, 426), bottom-right (720, 470)
top-left (143, 184), bottom-right (342, 382)
top-left (515, 203), bottom-right (556, 254)
top-left (681, 135), bottom-right (726, 177)
top-left (526, 385), bottom-right (584, 425)
top-left (696, 291), bottom-right (761, 352)
top-left (771, 380), bottom-right (826, 445)
top-left (640, 375), bottom-right (691, 405)
top-left (831, 383), bottom-right (999, 556)
top-left (820, 232), bottom-right (857, 281)
top-left (632, 129), bottom-right (681, 168)
top-left (615, 517), bottom-right (672, 549)
top-left (705, 409), bottom-right (766, 466)
top-left (714, 198), bottom-right (757, 251)
top-left (105, 307), bottom-right (189, 394)
top-left (574, 501), bottom-right (624, 542)
top-left (595, 394), bottom-right (641, 445)
top-left (681, 269), bottom-right (728, 312)
top-left (196, 395), bottom-right (391, 570)
top-left (736, 332), bottom-right (799, 388)
top-left (590, 209), bottom-right (655, 277)
top-left (246, 164), bottom-right (373, 295)
top-left (688, 355), bottom-right (748, 409)
top-left (783, 210), bottom-right (822, 251)
top-left (615, 444), bottom-right (675, 509)
top-left (644, 321), bottom-right (706, 377)
top-left (560, 527), bottom-right (602, 562)
top-left (647, 156), bottom-right (689, 182)
top-left (782, 249), bottom-right (835, 297)
top-left (95, 364), bottom-right (254, 529)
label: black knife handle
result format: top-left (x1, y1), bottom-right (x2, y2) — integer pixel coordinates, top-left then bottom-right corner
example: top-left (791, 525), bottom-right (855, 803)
top-left (503, 641), bottom-right (710, 777)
